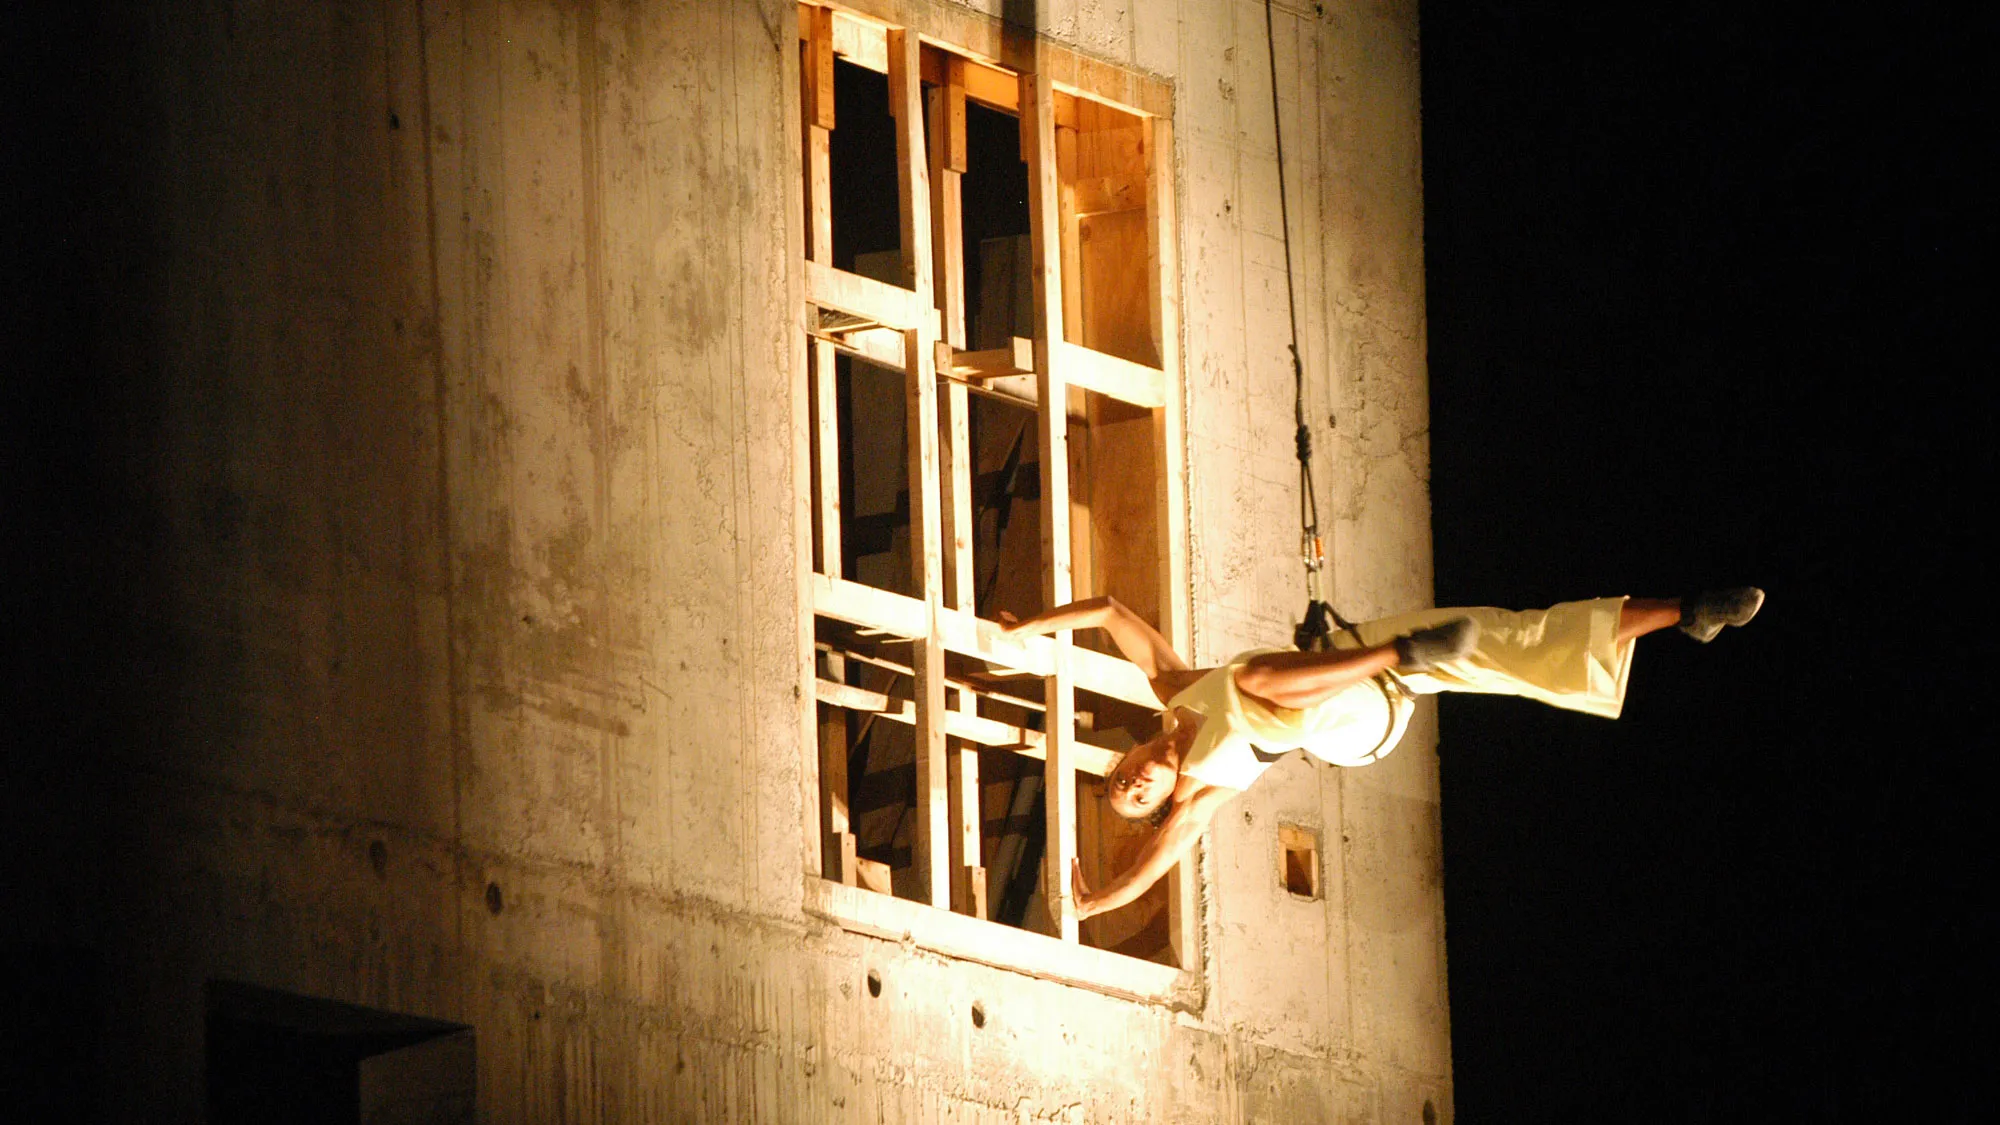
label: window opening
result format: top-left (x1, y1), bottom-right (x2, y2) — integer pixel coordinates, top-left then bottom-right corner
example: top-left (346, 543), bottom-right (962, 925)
top-left (799, 5), bottom-right (1188, 971)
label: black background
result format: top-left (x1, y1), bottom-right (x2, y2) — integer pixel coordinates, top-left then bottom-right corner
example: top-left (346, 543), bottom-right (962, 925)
top-left (1420, 2), bottom-right (1989, 1117)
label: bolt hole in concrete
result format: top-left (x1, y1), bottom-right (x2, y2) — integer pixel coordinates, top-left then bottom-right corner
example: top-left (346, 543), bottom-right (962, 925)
top-left (866, 969), bottom-right (881, 998)
top-left (484, 882), bottom-right (503, 915)
top-left (970, 1002), bottom-right (985, 1029)
top-left (369, 840), bottom-right (387, 879)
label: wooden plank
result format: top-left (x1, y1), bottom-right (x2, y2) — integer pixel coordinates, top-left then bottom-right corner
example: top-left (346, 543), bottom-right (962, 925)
top-left (1078, 210), bottom-right (1156, 364)
top-left (946, 337), bottom-right (1034, 380)
top-left (820, 693), bottom-right (855, 884)
top-left (950, 746), bottom-right (986, 916)
top-left (888, 27), bottom-right (949, 912)
top-left (1054, 339), bottom-right (1167, 408)
top-left (806, 260), bottom-right (924, 331)
top-left (1072, 175), bottom-right (1146, 217)
top-left (828, 8), bottom-right (886, 74)
top-left (809, 575), bottom-right (1159, 710)
top-left (820, 323), bottom-right (905, 370)
top-left (924, 49), bottom-right (1018, 114)
top-left (811, 331), bottom-right (851, 884)
top-left (1056, 121), bottom-right (1083, 345)
top-left (853, 856), bottom-right (893, 895)
top-left (929, 58), bottom-right (977, 858)
top-left (1146, 113), bottom-right (1196, 970)
top-left (888, 28), bottom-right (929, 291)
top-left (812, 358), bottom-right (847, 883)
top-left (807, 126), bottom-right (833, 263)
top-left (1146, 115), bottom-right (1186, 657)
top-left (812, 679), bottom-right (1120, 776)
top-left (810, 340), bottom-right (842, 574)
top-left (928, 71), bottom-right (968, 350)
top-left (1023, 63), bottom-right (1079, 944)
top-left (803, 3), bottom-right (835, 130)
top-left (941, 53), bottom-right (969, 173)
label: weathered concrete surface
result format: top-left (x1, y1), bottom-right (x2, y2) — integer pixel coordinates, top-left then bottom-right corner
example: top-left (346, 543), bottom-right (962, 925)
top-left (3, 1), bottom-right (1446, 1120)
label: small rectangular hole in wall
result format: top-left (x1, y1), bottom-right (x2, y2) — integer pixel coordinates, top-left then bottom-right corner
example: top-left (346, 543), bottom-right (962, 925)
top-left (1279, 824), bottom-right (1320, 900)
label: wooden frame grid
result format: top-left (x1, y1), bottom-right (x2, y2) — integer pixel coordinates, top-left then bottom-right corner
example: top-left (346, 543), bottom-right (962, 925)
top-left (795, 2), bottom-right (1193, 965)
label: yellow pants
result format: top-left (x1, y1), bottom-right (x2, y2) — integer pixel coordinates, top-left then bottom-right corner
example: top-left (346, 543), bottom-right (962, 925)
top-left (1334, 597), bottom-right (1636, 720)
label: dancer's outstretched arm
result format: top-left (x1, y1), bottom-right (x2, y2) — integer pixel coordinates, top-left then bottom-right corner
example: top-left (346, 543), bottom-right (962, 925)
top-left (1070, 781), bottom-right (1235, 919)
top-left (999, 596), bottom-right (1190, 702)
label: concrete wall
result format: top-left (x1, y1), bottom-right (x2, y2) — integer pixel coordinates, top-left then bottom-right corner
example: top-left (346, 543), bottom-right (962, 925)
top-left (4, 0), bottom-right (1443, 1120)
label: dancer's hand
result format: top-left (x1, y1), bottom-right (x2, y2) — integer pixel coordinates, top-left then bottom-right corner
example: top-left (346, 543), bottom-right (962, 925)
top-left (1070, 856), bottom-right (1096, 919)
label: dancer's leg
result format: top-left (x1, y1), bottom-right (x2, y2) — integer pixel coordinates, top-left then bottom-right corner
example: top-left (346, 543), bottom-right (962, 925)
top-left (1236, 645), bottom-right (1400, 709)
top-left (1618, 597), bottom-right (1681, 642)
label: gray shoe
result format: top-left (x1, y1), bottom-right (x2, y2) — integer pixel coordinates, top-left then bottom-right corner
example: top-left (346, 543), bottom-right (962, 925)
top-left (1679, 587), bottom-right (1765, 643)
top-left (1394, 617), bottom-right (1479, 672)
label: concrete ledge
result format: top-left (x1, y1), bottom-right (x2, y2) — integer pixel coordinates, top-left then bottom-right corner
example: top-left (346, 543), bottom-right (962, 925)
top-left (803, 877), bottom-right (1201, 1009)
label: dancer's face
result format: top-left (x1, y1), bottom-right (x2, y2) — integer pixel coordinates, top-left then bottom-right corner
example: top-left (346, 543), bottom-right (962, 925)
top-left (1107, 737), bottom-right (1176, 819)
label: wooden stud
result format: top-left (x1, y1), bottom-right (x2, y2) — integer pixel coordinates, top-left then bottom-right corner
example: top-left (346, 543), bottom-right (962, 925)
top-left (889, 27), bottom-right (950, 912)
top-left (804, 6), bottom-right (842, 882)
top-left (804, 3), bottom-right (835, 130)
top-left (929, 57), bottom-right (983, 916)
top-left (810, 334), bottom-right (850, 883)
top-left (1055, 121), bottom-right (1083, 346)
top-left (928, 63), bottom-right (969, 349)
top-left (942, 55), bottom-right (969, 174)
top-left (810, 340), bottom-right (843, 574)
top-left (1023, 63), bottom-right (1079, 944)
top-left (789, 3), bottom-right (825, 886)
top-left (1146, 113), bottom-right (1197, 969)
top-left (949, 745), bottom-right (985, 917)
top-left (807, 124), bottom-right (833, 263)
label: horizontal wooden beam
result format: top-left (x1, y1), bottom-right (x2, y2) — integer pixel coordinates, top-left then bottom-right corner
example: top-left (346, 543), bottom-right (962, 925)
top-left (807, 260), bottom-right (925, 333)
top-left (827, 9), bottom-right (886, 73)
top-left (939, 336), bottom-right (1034, 380)
top-left (811, 574), bottom-right (1159, 710)
top-left (819, 323), bottom-right (906, 371)
top-left (815, 642), bottom-right (1048, 713)
top-left (1054, 339), bottom-right (1166, 409)
top-left (920, 48), bottom-right (1017, 114)
top-left (816, 678), bottom-right (1120, 777)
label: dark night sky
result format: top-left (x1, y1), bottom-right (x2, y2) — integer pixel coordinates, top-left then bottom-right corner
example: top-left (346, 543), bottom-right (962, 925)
top-left (1418, 2), bottom-right (1989, 1117)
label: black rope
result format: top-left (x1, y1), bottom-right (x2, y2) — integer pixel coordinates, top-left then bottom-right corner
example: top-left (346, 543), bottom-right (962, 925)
top-left (1265, 0), bottom-right (1345, 653)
